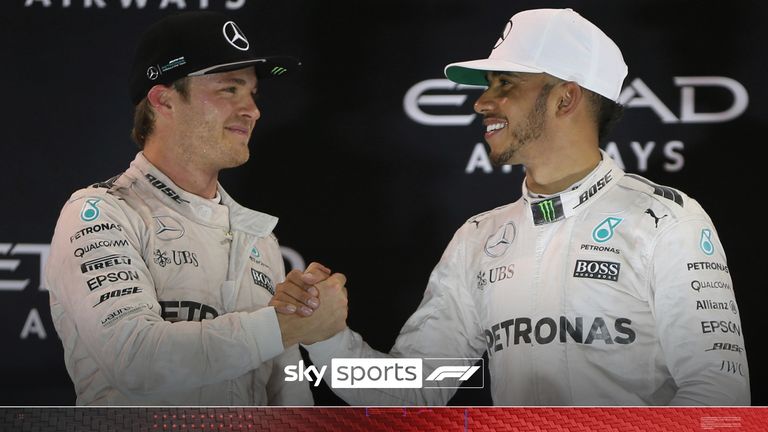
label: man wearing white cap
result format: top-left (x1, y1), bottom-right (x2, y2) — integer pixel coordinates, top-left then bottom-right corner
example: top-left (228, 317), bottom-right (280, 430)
top-left (304, 8), bottom-right (750, 405)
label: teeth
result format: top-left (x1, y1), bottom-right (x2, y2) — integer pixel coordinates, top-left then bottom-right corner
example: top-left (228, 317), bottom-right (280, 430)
top-left (486, 122), bottom-right (507, 132)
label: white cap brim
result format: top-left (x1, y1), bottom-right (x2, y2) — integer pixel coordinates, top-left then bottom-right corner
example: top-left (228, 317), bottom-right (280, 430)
top-left (444, 58), bottom-right (543, 86)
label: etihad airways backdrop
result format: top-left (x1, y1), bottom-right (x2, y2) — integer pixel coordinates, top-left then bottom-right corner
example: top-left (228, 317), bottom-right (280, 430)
top-left (1, 0), bottom-right (765, 405)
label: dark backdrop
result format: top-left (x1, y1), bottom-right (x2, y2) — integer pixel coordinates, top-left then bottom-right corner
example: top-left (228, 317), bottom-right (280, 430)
top-left (1, 0), bottom-right (765, 405)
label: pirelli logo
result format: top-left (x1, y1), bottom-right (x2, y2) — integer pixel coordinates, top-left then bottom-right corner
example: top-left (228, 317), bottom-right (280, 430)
top-left (80, 254), bottom-right (132, 274)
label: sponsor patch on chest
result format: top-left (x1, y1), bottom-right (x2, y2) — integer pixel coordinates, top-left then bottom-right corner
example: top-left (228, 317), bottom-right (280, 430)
top-left (251, 269), bottom-right (275, 295)
top-left (573, 259), bottom-right (621, 282)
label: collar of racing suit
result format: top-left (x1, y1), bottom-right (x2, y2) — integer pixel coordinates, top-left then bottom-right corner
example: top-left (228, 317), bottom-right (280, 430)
top-left (120, 152), bottom-right (279, 238)
top-left (522, 150), bottom-right (625, 226)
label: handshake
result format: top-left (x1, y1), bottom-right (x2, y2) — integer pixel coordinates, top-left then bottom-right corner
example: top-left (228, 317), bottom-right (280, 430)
top-left (269, 262), bottom-right (349, 347)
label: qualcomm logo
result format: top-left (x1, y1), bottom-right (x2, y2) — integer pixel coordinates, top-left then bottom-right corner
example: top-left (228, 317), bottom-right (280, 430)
top-left (404, 77), bottom-right (748, 126)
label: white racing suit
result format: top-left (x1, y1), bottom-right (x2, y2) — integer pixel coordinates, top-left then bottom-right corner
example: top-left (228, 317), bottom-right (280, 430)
top-left (306, 153), bottom-right (750, 405)
top-left (45, 152), bottom-right (312, 405)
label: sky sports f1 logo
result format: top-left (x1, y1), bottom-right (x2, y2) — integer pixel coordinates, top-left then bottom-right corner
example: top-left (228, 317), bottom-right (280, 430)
top-left (284, 358), bottom-right (483, 389)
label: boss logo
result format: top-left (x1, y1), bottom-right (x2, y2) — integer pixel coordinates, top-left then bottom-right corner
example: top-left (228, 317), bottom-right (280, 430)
top-left (573, 260), bottom-right (620, 282)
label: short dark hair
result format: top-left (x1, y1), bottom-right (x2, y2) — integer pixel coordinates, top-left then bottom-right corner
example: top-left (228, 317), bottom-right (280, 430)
top-left (585, 89), bottom-right (624, 142)
top-left (130, 77), bottom-right (190, 149)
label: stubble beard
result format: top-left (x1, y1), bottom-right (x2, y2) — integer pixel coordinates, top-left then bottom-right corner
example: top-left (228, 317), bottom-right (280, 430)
top-left (490, 83), bottom-right (553, 167)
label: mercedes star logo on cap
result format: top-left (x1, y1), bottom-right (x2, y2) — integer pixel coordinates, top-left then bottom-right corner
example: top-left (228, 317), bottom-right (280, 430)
top-left (223, 21), bottom-right (249, 51)
top-left (146, 66), bottom-right (160, 80)
top-left (494, 20), bottom-right (514, 49)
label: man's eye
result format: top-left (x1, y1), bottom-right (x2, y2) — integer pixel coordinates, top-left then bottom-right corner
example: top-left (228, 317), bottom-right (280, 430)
top-left (223, 87), bottom-right (237, 93)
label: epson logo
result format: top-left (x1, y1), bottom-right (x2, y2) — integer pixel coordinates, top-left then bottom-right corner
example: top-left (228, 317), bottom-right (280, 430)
top-left (86, 270), bottom-right (140, 291)
top-left (573, 260), bottom-right (620, 282)
top-left (404, 77), bottom-right (748, 126)
top-left (701, 320), bottom-right (741, 336)
top-left (80, 254), bottom-right (131, 274)
top-left (145, 173), bottom-right (189, 205)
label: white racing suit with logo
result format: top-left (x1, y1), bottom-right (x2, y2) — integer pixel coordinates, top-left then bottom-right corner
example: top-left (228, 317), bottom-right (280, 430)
top-left (306, 153), bottom-right (750, 405)
top-left (45, 153), bottom-right (312, 405)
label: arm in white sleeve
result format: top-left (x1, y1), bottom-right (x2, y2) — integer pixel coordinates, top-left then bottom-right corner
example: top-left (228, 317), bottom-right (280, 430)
top-left (305, 226), bottom-right (487, 405)
top-left (651, 215), bottom-right (750, 405)
top-left (265, 346), bottom-right (314, 406)
top-left (264, 256), bottom-right (313, 406)
top-left (45, 192), bottom-right (285, 398)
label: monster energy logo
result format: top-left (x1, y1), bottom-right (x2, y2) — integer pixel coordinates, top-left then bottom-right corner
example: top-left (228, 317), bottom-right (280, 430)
top-left (271, 66), bottom-right (287, 75)
top-left (538, 200), bottom-right (556, 223)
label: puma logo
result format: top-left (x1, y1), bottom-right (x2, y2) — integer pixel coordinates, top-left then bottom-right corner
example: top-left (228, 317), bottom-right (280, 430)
top-left (645, 209), bottom-right (668, 228)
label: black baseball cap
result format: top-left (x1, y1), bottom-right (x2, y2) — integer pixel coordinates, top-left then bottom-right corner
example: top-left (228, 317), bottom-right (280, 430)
top-left (129, 11), bottom-right (301, 105)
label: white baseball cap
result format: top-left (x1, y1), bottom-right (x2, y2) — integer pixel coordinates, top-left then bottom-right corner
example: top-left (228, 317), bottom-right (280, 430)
top-left (444, 8), bottom-right (628, 102)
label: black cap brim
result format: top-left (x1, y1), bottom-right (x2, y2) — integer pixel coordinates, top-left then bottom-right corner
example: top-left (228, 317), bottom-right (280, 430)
top-left (188, 56), bottom-right (301, 79)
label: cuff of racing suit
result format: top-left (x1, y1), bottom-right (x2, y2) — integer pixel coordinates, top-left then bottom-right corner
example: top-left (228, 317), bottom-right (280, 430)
top-left (242, 306), bottom-right (284, 365)
top-left (302, 327), bottom-right (352, 364)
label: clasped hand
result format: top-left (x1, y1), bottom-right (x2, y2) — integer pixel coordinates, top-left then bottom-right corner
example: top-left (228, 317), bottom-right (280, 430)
top-left (270, 262), bottom-right (348, 347)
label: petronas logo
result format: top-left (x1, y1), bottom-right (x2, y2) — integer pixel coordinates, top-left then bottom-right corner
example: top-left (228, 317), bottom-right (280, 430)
top-left (80, 198), bottom-right (102, 222)
top-left (592, 217), bottom-right (623, 243)
top-left (700, 229), bottom-right (714, 255)
top-left (271, 66), bottom-right (287, 76)
top-left (539, 200), bottom-right (556, 223)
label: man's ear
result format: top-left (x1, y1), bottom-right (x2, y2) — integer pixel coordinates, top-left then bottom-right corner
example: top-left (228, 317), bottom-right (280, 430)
top-left (146, 84), bottom-right (174, 115)
top-left (555, 81), bottom-right (583, 116)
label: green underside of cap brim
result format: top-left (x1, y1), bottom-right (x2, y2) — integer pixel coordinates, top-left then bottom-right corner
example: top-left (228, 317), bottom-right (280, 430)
top-left (445, 66), bottom-right (489, 86)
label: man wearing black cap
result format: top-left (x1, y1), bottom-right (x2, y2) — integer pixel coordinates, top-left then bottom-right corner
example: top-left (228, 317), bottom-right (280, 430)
top-left (44, 12), bottom-right (347, 405)
top-left (302, 8), bottom-right (749, 405)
